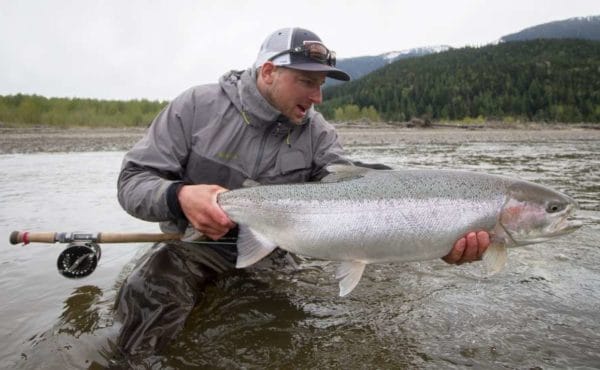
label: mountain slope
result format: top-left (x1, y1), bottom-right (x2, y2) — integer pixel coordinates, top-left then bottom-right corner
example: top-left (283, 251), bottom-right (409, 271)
top-left (329, 15), bottom-right (598, 88)
top-left (328, 46), bottom-right (450, 87)
top-left (501, 15), bottom-right (600, 42)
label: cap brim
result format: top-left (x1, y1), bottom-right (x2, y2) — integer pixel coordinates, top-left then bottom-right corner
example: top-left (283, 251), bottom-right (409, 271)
top-left (285, 63), bottom-right (351, 81)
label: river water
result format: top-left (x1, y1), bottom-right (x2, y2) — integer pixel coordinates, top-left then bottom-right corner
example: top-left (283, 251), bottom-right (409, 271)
top-left (0, 135), bottom-right (599, 369)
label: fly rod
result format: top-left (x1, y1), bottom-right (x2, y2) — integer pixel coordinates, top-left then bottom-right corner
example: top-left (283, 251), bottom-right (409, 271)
top-left (9, 230), bottom-right (237, 279)
top-left (9, 231), bottom-right (182, 245)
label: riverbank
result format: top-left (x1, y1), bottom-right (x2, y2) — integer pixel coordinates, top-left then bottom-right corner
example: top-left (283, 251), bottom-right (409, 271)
top-left (0, 124), bottom-right (599, 154)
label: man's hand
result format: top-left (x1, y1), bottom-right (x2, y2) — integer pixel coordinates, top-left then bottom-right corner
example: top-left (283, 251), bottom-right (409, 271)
top-left (443, 231), bottom-right (490, 264)
top-left (177, 184), bottom-right (236, 240)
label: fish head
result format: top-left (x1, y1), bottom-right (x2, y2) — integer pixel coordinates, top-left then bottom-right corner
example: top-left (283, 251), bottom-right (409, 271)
top-left (499, 181), bottom-right (582, 246)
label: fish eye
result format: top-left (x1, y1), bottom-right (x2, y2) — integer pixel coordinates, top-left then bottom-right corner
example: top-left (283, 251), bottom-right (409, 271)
top-left (546, 202), bottom-right (565, 213)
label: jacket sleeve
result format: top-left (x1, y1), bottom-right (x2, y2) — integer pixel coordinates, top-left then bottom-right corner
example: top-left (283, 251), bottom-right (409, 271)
top-left (117, 88), bottom-right (196, 223)
top-left (309, 112), bottom-right (353, 180)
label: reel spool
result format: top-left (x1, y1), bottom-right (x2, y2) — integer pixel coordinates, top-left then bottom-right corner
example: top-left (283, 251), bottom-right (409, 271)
top-left (56, 241), bottom-right (102, 278)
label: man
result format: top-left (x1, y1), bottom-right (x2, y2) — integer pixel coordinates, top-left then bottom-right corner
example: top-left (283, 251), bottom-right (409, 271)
top-left (115, 27), bottom-right (490, 355)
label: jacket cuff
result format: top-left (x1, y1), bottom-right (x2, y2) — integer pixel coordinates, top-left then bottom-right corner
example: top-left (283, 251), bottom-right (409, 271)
top-left (166, 182), bottom-right (186, 220)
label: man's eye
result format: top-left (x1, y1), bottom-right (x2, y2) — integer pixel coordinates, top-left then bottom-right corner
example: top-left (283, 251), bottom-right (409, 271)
top-left (300, 79), bottom-right (318, 87)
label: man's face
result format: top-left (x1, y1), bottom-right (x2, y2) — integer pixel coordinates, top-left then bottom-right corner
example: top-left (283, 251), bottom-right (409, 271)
top-left (264, 66), bottom-right (327, 124)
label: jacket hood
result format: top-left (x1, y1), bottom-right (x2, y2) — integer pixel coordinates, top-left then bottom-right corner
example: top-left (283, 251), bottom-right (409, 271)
top-left (219, 69), bottom-right (312, 128)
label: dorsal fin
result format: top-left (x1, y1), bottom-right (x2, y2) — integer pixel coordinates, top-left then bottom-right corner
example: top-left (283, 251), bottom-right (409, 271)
top-left (321, 164), bottom-right (370, 183)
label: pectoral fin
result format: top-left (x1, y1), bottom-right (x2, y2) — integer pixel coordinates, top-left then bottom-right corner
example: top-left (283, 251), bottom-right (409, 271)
top-left (335, 261), bottom-right (367, 297)
top-left (235, 225), bottom-right (278, 268)
top-left (482, 243), bottom-right (508, 274)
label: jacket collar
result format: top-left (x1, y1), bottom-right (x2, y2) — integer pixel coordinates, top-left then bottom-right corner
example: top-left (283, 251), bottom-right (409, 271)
top-left (219, 69), bottom-right (311, 129)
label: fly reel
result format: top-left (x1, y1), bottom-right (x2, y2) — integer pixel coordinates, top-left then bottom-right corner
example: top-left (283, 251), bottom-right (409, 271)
top-left (10, 230), bottom-right (184, 279)
top-left (56, 241), bottom-right (102, 278)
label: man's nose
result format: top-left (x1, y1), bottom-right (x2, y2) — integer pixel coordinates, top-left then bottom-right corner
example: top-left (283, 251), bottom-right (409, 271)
top-left (309, 87), bottom-right (322, 104)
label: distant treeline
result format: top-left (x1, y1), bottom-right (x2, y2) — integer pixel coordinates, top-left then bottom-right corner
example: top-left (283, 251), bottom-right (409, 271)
top-left (320, 39), bottom-right (600, 123)
top-left (0, 94), bottom-right (168, 127)
top-left (2, 39), bottom-right (599, 127)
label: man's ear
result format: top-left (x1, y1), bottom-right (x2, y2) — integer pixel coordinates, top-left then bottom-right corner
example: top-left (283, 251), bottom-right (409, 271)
top-left (259, 62), bottom-right (276, 84)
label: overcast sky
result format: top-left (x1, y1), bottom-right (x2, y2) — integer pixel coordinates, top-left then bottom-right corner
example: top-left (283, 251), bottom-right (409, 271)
top-left (1, 0), bottom-right (597, 101)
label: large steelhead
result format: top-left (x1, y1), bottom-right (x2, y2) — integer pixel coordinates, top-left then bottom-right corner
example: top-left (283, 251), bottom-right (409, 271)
top-left (217, 165), bottom-right (581, 296)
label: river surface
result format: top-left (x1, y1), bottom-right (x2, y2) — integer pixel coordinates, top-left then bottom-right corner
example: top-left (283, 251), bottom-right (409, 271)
top-left (0, 136), bottom-right (599, 369)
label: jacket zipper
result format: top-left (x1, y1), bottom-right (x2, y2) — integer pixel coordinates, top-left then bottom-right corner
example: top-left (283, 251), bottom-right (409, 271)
top-left (251, 122), bottom-right (277, 179)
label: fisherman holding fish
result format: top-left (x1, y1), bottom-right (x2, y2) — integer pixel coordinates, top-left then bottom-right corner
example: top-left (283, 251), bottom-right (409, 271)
top-left (115, 28), bottom-right (490, 356)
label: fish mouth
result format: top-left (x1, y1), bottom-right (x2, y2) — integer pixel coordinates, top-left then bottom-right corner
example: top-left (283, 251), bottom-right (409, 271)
top-left (556, 203), bottom-right (583, 234)
top-left (546, 215), bottom-right (583, 238)
top-left (561, 221), bottom-right (583, 234)
top-left (562, 216), bottom-right (584, 232)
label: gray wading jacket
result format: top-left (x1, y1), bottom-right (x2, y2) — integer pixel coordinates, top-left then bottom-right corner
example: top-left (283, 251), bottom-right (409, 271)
top-left (117, 69), bottom-right (350, 233)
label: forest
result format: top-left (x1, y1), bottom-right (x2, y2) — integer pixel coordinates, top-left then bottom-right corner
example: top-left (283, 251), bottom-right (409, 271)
top-left (0, 94), bottom-right (167, 127)
top-left (0, 39), bottom-right (598, 126)
top-left (320, 39), bottom-right (600, 123)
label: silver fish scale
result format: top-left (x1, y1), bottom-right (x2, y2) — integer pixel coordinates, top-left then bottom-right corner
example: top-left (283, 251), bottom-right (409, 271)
top-left (219, 169), bottom-right (513, 263)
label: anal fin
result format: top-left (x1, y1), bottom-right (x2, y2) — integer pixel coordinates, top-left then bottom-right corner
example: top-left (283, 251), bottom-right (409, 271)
top-left (335, 261), bottom-right (367, 297)
top-left (236, 225), bottom-right (278, 268)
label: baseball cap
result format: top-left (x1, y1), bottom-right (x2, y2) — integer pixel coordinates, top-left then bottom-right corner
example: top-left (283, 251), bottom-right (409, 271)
top-left (254, 27), bottom-right (351, 81)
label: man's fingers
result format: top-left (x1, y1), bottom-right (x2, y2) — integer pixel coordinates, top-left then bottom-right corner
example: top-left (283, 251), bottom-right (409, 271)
top-left (186, 209), bottom-right (231, 238)
top-left (443, 231), bottom-right (491, 265)
top-left (206, 206), bottom-right (235, 229)
top-left (196, 208), bottom-right (225, 226)
top-left (463, 232), bottom-right (479, 261)
top-left (476, 231), bottom-right (490, 259)
top-left (201, 186), bottom-right (235, 229)
top-left (204, 229), bottom-right (229, 241)
top-left (190, 221), bottom-right (229, 241)
top-left (211, 188), bottom-right (236, 228)
top-left (443, 237), bottom-right (466, 264)
top-left (178, 184), bottom-right (235, 239)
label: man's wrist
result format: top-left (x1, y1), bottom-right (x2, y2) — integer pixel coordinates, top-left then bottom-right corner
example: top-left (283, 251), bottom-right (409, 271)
top-left (166, 182), bottom-right (187, 220)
